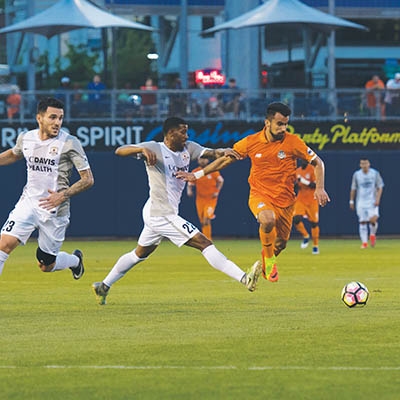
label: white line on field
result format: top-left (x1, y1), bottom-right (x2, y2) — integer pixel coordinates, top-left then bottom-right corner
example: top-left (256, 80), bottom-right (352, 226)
top-left (36, 365), bottom-right (400, 371)
top-left (1, 365), bottom-right (400, 371)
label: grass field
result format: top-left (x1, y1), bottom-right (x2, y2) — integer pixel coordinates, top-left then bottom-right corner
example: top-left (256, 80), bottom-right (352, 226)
top-left (0, 237), bottom-right (399, 399)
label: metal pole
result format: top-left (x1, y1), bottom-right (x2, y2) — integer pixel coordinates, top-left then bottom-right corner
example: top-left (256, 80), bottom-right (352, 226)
top-left (328, 0), bottom-right (337, 116)
top-left (179, 0), bottom-right (188, 89)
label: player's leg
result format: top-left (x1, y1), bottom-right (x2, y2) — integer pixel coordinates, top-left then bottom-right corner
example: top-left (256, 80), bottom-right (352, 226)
top-left (93, 225), bottom-right (159, 305)
top-left (203, 203), bottom-right (216, 241)
top-left (185, 232), bottom-right (261, 292)
top-left (368, 208), bottom-right (379, 247)
top-left (309, 203), bottom-right (320, 255)
top-left (0, 201), bottom-right (36, 275)
top-left (37, 215), bottom-right (84, 278)
top-left (293, 215), bottom-right (310, 248)
top-left (197, 202), bottom-right (212, 240)
top-left (0, 234), bottom-right (20, 275)
top-left (293, 201), bottom-right (310, 248)
top-left (357, 207), bottom-right (369, 248)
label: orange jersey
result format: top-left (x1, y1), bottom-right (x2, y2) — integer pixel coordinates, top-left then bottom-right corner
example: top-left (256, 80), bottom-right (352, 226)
top-left (296, 164), bottom-right (317, 205)
top-left (233, 129), bottom-right (316, 207)
top-left (192, 167), bottom-right (222, 199)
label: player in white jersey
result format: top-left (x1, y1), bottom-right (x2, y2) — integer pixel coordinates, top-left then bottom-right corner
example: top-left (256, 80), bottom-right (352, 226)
top-left (92, 117), bottom-right (261, 305)
top-left (349, 157), bottom-right (384, 248)
top-left (0, 97), bottom-right (94, 280)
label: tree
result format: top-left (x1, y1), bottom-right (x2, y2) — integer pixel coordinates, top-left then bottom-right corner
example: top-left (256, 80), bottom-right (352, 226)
top-left (113, 29), bottom-right (156, 88)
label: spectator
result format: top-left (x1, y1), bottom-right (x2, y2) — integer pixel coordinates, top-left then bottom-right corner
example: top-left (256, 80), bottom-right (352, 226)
top-left (6, 85), bottom-right (21, 121)
top-left (384, 72), bottom-right (400, 117)
top-left (87, 74), bottom-right (107, 115)
top-left (221, 78), bottom-right (241, 117)
top-left (190, 82), bottom-right (211, 117)
top-left (55, 76), bottom-right (72, 105)
top-left (140, 77), bottom-right (158, 117)
top-left (364, 75), bottom-right (385, 118)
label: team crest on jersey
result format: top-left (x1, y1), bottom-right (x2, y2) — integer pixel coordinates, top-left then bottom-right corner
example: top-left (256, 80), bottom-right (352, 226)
top-left (181, 152), bottom-right (190, 162)
top-left (49, 146), bottom-right (58, 156)
top-left (277, 150), bottom-right (286, 159)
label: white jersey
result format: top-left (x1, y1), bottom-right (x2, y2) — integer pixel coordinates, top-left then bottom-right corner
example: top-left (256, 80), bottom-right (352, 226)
top-left (138, 140), bottom-right (207, 216)
top-left (12, 128), bottom-right (90, 216)
top-left (351, 168), bottom-right (384, 209)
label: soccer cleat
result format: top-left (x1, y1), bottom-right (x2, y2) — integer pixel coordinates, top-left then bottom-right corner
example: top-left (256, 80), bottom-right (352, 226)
top-left (261, 250), bottom-right (279, 282)
top-left (245, 261), bottom-right (262, 292)
top-left (312, 246), bottom-right (319, 255)
top-left (360, 242), bottom-right (368, 249)
top-left (70, 249), bottom-right (84, 280)
top-left (266, 264), bottom-right (279, 282)
top-left (300, 237), bottom-right (310, 249)
top-left (370, 234), bottom-right (376, 247)
top-left (92, 282), bottom-right (109, 305)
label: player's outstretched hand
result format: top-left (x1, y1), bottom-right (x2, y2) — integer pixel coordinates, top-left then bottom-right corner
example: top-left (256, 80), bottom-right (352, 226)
top-left (141, 148), bottom-right (157, 166)
top-left (314, 188), bottom-right (330, 207)
top-left (176, 171), bottom-right (196, 182)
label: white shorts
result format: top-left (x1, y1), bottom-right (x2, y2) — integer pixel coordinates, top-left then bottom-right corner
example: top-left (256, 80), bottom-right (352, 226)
top-left (138, 202), bottom-right (200, 248)
top-left (356, 205), bottom-right (379, 223)
top-left (1, 197), bottom-right (70, 255)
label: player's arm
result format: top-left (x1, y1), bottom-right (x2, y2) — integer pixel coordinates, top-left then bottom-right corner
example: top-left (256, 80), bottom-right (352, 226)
top-left (115, 145), bottom-right (157, 166)
top-left (201, 147), bottom-right (241, 160)
top-left (349, 188), bottom-right (356, 210)
top-left (213, 175), bottom-right (224, 198)
top-left (0, 149), bottom-right (23, 166)
top-left (186, 182), bottom-right (195, 197)
top-left (39, 168), bottom-right (94, 210)
top-left (310, 156), bottom-right (330, 207)
top-left (375, 186), bottom-right (383, 206)
top-left (176, 155), bottom-right (237, 182)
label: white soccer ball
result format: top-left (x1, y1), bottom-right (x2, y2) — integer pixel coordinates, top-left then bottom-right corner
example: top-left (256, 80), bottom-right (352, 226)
top-left (341, 281), bottom-right (369, 308)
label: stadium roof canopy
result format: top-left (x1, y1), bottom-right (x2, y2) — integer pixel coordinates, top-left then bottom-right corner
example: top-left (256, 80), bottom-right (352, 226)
top-left (0, 0), bottom-right (154, 38)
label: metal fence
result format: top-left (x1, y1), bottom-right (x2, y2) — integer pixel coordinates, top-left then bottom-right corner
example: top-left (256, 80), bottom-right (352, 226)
top-left (0, 87), bottom-right (396, 123)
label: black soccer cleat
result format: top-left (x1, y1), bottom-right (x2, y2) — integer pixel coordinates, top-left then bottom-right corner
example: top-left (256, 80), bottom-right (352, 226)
top-left (70, 249), bottom-right (85, 280)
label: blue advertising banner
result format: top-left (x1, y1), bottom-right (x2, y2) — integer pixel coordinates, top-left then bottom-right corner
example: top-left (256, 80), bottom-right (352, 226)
top-left (2, 120), bottom-right (400, 151)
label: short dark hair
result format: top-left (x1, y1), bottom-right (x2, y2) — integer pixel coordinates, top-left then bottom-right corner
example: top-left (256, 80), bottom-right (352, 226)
top-left (163, 117), bottom-right (187, 136)
top-left (37, 97), bottom-right (64, 114)
top-left (266, 102), bottom-right (291, 118)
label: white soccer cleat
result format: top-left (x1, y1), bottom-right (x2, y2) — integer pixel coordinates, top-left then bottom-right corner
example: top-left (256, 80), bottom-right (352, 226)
top-left (246, 261), bottom-right (262, 292)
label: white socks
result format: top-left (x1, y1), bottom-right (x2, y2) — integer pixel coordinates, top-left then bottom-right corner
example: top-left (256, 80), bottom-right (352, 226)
top-left (369, 222), bottom-right (378, 236)
top-left (103, 249), bottom-right (146, 288)
top-left (52, 251), bottom-right (79, 272)
top-left (359, 224), bottom-right (368, 243)
top-left (202, 244), bottom-right (245, 282)
top-left (0, 250), bottom-right (9, 275)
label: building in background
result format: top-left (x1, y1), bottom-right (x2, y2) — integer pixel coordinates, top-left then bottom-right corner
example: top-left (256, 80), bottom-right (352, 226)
top-left (1, 0), bottom-right (400, 90)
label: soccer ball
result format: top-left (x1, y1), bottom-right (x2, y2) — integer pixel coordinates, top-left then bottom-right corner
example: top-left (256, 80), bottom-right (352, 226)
top-left (341, 281), bottom-right (369, 308)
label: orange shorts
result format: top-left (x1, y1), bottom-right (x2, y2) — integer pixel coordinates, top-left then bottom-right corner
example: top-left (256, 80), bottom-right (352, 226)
top-left (196, 198), bottom-right (218, 222)
top-left (293, 199), bottom-right (319, 223)
top-left (248, 195), bottom-right (294, 241)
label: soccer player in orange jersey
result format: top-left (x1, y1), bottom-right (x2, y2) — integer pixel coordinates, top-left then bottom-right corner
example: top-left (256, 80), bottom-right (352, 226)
top-left (176, 102), bottom-right (330, 283)
top-left (187, 158), bottom-right (224, 240)
top-left (293, 160), bottom-right (320, 255)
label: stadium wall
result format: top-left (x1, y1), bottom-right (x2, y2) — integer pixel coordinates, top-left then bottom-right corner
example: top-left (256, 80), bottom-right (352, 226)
top-left (1, 120), bottom-right (398, 238)
top-left (0, 149), bottom-right (397, 238)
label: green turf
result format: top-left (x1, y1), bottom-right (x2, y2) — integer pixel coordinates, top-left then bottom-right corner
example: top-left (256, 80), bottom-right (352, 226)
top-left (0, 238), bottom-right (399, 399)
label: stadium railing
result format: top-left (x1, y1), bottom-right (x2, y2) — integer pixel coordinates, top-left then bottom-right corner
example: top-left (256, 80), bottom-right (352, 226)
top-left (0, 87), bottom-right (396, 123)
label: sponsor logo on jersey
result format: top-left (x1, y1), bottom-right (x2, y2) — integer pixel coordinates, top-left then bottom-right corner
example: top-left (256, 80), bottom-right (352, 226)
top-left (28, 156), bottom-right (56, 166)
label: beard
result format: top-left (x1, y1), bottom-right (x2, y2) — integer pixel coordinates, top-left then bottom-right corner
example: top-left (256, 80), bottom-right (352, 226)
top-left (270, 130), bottom-right (285, 141)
